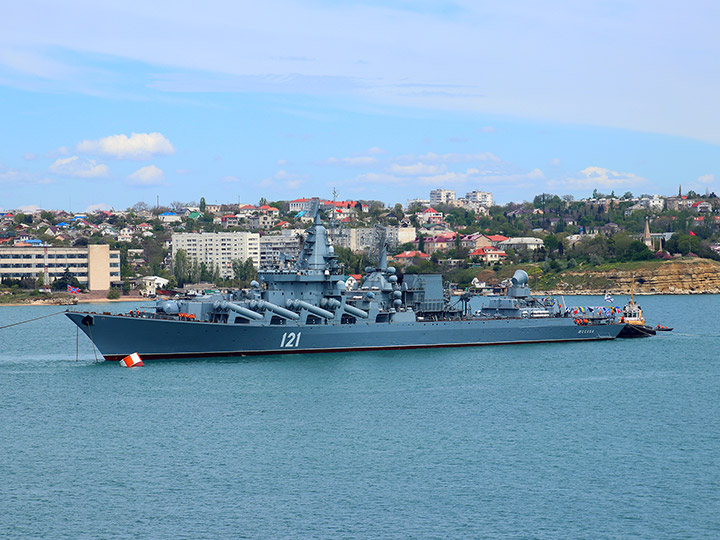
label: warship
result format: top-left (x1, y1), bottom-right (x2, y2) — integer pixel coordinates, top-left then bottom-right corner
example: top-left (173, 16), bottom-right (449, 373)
top-left (66, 200), bottom-right (626, 361)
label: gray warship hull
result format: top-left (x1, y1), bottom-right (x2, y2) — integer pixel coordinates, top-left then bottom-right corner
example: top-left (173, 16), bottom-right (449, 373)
top-left (65, 311), bottom-right (624, 361)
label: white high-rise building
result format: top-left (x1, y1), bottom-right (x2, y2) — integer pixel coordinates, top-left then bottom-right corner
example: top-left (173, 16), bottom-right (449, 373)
top-left (172, 232), bottom-right (260, 278)
top-left (0, 244), bottom-right (120, 290)
top-left (259, 232), bottom-right (303, 268)
top-left (430, 189), bottom-right (456, 206)
top-left (466, 190), bottom-right (493, 208)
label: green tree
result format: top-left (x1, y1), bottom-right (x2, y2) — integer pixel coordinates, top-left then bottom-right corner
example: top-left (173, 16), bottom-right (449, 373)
top-left (232, 258), bottom-right (258, 283)
top-left (543, 234), bottom-right (559, 252)
top-left (173, 249), bottom-right (189, 287)
top-left (107, 288), bottom-right (121, 299)
top-left (51, 267), bottom-right (83, 291)
top-left (199, 197), bottom-right (206, 213)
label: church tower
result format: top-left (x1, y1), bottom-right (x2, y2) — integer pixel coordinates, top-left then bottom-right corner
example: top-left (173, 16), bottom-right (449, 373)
top-left (643, 216), bottom-right (653, 248)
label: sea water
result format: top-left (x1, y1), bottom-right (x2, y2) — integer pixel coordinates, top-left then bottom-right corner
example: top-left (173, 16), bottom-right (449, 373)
top-left (1, 296), bottom-right (719, 539)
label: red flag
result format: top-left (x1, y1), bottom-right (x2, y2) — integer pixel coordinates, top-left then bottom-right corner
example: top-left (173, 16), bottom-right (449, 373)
top-left (689, 231), bottom-right (696, 236)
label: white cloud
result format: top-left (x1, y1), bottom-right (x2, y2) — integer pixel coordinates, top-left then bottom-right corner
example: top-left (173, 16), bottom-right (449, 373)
top-left (84, 203), bottom-right (112, 212)
top-left (527, 168), bottom-right (545, 179)
top-left (548, 166), bottom-right (648, 188)
top-left (49, 156), bottom-right (109, 178)
top-left (480, 126), bottom-right (496, 134)
top-left (285, 179), bottom-right (303, 189)
top-left (0, 167), bottom-right (53, 186)
top-left (273, 169), bottom-right (300, 181)
top-left (260, 169), bottom-right (307, 190)
top-left (354, 172), bottom-right (405, 184)
top-left (0, 169), bottom-right (23, 183)
top-left (549, 158), bottom-right (561, 167)
top-left (220, 175), bottom-right (243, 183)
top-left (18, 204), bottom-right (40, 213)
top-left (366, 147), bottom-right (386, 155)
top-left (22, 152), bottom-right (38, 161)
top-left (325, 156), bottom-right (377, 166)
top-left (697, 174), bottom-right (715, 185)
top-left (417, 167), bottom-right (545, 187)
top-left (389, 162), bottom-right (446, 176)
top-left (128, 165), bottom-right (165, 185)
top-left (414, 152), bottom-right (500, 164)
top-left (3, 2), bottom-right (720, 144)
top-left (45, 146), bottom-right (70, 159)
top-left (418, 171), bottom-right (469, 185)
top-left (77, 132), bottom-right (175, 160)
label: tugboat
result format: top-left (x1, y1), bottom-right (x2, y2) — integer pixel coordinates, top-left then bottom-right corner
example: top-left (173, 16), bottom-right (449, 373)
top-left (617, 280), bottom-right (656, 338)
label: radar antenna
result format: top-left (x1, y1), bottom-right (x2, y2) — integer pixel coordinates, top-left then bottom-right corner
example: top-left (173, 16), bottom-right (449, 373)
top-left (370, 224), bottom-right (388, 269)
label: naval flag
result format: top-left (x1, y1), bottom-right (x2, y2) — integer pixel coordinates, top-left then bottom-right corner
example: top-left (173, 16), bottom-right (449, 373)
top-left (604, 292), bottom-right (613, 303)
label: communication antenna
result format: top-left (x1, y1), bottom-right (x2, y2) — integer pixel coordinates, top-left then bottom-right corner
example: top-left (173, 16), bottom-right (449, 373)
top-left (330, 188), bottom-right (338, 230)
top-left (371, 224), bottom-right (388, 269)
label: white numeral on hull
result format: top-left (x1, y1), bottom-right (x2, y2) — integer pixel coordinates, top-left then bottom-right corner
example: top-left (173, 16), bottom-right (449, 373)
top-left (280, 332), bottom-right (302, 348)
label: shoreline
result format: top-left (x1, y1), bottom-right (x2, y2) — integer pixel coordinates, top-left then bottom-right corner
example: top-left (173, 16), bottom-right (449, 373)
top-left (533, 289), bottom-right (720, 296)
top-left (0, 296), bottom-right (154, 307)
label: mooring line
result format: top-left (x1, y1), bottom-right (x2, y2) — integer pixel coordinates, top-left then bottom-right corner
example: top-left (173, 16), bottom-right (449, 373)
top-left (0, 310), bottom-right (66, 330)
top-left (87, 323), bottom-right (100, 363)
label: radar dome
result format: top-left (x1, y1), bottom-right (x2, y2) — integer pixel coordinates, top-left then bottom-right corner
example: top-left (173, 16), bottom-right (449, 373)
top-left (511, 270), bottom-right (529, 286)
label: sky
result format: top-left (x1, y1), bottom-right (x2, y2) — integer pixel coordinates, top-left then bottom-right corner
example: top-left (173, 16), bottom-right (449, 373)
top-left (1, 0), bottom-right (720, 212)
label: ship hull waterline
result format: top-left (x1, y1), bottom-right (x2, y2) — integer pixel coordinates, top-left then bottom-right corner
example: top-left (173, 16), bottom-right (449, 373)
top-left (66, 311), bottom-right (625, 361)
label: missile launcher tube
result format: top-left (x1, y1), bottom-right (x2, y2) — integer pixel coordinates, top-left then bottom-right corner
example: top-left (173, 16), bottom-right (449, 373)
top-left (343, 304), bottom-right (369, 319)
top-left (294, 300), bottom-right (334, 319)
top-left (219, 301), bottom-right (264, 321)
top-left (258, 300), bottom-right (300, 320)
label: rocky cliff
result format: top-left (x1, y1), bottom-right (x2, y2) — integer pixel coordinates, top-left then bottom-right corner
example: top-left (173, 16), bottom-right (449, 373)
top-left (538, 259), bottom-right (720, 295)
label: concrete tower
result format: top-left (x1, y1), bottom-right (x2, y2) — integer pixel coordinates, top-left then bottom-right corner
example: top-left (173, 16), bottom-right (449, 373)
top-left (643, 216), bottom-right (653, 248)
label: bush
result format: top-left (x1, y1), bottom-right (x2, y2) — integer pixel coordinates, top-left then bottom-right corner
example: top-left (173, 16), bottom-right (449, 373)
top-left (107, 289), bottom-right (121, 299)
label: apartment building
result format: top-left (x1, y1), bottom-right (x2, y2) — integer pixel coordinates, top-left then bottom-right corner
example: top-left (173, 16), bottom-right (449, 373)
top-left (465, 190), bottom-right (493, 208)
top-left (172, 232), bottom-right (260, 278)
top-left (0, 244), bottom-right (121, 290)
top-left (259, 232), bottom-right (303, 268)
top-left (430, 189), bottom-right (456, 206)
top-left (331, 226), bottom-right (417, 252)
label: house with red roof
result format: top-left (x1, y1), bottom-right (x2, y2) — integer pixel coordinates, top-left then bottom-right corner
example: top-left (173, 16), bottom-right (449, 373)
top-left (391, 250), bottom-right (430, 266)
top-left (289, 198), bottom-right (367, 216)
top-left (219, 214), bottom-right (242, 228)
top-left (486, 234), bottom-right (509, 247)
top-left (259, 205), bottom-right (280, 216)
top-left (691, 201), bottom-right (713, 213)
top-left (413, 232), bottom-right (456, 254)
top-left (236, 205), bottom-right (257, 217)
top-left (460, 233), bottom-right (492, 250)
top-left (469, 246), bottom-right (507, 264)
top-left (416, 207), bottom-right (444, 225)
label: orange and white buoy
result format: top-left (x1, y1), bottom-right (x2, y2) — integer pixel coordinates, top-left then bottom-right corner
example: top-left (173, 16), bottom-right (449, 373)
top-left (119, 352), bottom-right (144, 368)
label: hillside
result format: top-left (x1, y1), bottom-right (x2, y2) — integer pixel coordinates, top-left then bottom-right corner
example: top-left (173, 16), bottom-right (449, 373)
top-left (527, 258), bottom-right (720, 295)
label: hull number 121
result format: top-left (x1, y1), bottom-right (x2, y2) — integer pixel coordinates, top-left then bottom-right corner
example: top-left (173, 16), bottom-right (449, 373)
top-left (280, 332), bottom-right (302, 348)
